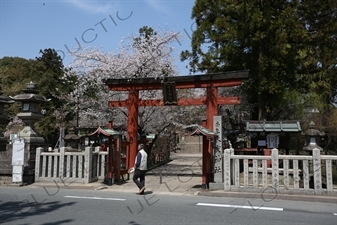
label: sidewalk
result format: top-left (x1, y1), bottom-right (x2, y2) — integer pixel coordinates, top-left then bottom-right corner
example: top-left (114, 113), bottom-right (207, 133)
top-left (103, 152), bottom-right (203, 196)
top-left (28, 152), bottom-right (337, 203)
top-left (28, 152), bottom-right (203, 196)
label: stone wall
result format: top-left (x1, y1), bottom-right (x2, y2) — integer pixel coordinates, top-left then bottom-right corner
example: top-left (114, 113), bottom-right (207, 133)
top-left (0, 145), bottom-right (13, 175)
top-left (0, 141), bottom-right (45, 184)
top-left (0, 175), bottom-right (12, 185)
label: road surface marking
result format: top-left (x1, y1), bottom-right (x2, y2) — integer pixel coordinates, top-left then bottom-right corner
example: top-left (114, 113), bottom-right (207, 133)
top-left (64, 196), bottom-right (126, 201)
top-left (197, 203), bottom-right (283, 211)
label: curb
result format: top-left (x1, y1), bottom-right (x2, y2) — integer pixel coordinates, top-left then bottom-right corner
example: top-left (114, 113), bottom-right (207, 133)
top-left (197, 190), bottom-right (337, 203)
top-left (7, 182), bottom-right (337, 203)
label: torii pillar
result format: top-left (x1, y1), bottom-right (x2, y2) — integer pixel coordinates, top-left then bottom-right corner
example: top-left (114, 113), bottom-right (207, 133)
top-left (202, 85), bottom-right (218, 188)
top-left (127, 90), bottom-right (139, 167)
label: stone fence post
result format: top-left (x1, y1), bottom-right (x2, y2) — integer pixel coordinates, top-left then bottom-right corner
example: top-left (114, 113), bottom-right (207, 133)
top-left (312, 148), bottom-right (322, 194)
top-left (34, 147), bottom-right (43, 182)
top-left (84, 147), bottom-right (92, 183)
top-left (271, 148), bottom-right (279, 193)
top-left (224, 148), bottom-right (234, 191)
top-left (59, 147), bottom-right (66, 179)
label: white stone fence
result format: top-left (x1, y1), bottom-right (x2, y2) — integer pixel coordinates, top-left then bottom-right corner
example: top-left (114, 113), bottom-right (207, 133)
top-left (35, 147), bottom-right (108, 184)
top-left (224, 148), bottom-right (337, 195)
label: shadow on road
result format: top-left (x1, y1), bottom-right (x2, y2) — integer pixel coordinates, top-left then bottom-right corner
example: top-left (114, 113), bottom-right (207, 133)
top-left (0, 200), bottom-right (76, 224)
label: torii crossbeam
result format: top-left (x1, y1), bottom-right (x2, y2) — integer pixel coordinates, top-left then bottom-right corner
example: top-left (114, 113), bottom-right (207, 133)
top-left (104, 70), bottom-right (249, 188)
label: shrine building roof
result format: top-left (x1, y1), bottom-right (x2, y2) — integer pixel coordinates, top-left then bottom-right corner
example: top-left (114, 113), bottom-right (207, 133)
top-left (189, 125), bottom-right (215, 137)
top-left (87, 127), bottom-right (121, 137)
top-left (245, 120), bottom-right (302, 133)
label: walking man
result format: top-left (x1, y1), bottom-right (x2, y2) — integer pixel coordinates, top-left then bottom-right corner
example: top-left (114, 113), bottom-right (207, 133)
top-left (133, 143), bottom-right (148, 194)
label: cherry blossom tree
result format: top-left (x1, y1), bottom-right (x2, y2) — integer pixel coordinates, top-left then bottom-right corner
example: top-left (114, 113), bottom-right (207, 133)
top-left (4, 116), bottom-right (24, 139)
top-left (64, 26), bottom-right (185, 133)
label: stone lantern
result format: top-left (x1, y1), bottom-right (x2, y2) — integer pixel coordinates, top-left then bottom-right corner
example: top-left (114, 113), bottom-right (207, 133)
top-left (301, 121), bottom-right (326, 188)
top-left (9, 81), bottom-right (50, 182)
top-left (10, 81), bottom-right (50, 136)
top-left (64, 127), bottom-right (80, 151)
top-left (302, 121), bottom-right (325, 152)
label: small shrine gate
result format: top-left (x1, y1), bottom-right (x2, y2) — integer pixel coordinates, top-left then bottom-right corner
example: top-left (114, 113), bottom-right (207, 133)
top-left (104, 70), bottom-right (249, 188)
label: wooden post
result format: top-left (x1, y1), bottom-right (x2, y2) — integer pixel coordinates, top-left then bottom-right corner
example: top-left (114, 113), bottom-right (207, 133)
top-left (115, 135), bottom-right (122, 181)
top-left (107, 135), bottom-right (113, 185)
top-left (127, 90), bottom-right (139, 169)
top-left (205, 86), bottom-right (218, 187)
top-left (201, 120), bottom-right (208, 189)
top-left (206, 85), bottom-right (218, 130)
top-left (202, 135), bottom-right (208, 189)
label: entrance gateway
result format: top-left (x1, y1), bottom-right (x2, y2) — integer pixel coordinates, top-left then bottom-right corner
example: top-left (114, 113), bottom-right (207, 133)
top-left (104, 70), bottom-right (249, 188)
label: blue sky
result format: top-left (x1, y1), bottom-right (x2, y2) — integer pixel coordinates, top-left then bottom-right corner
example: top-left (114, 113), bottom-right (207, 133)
top-left (1, 0), bottom-right (196, 75)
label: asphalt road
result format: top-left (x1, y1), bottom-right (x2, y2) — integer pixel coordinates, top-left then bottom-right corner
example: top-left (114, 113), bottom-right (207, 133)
top-left (1, 186), bottom-right (336, 225)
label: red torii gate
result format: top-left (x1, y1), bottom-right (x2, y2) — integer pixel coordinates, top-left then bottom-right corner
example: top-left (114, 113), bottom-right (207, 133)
top-left (104, 70), bottom-right (249, 188)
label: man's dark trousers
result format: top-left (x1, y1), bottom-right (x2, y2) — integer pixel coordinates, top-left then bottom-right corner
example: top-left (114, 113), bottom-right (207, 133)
top-left (133, 169), bottom-right (146, 189)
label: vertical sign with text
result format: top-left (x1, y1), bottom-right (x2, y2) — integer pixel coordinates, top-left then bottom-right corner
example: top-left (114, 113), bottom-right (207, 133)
top-left (213, 116), bottom-right (223, 183)
top-left (162, 82), bottom-right (178, 105)
top-left (12, 138), bottom-right (25, 183)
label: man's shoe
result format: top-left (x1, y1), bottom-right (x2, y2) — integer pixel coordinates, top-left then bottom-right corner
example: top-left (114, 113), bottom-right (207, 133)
top-left (139, 187), bottom-right (145, 194)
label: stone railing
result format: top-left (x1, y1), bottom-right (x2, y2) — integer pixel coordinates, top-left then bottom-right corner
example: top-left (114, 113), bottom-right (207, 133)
top-left (224, 148), bottom-right (337, 195)
top-left (35, 147), bottom-right (108, 184)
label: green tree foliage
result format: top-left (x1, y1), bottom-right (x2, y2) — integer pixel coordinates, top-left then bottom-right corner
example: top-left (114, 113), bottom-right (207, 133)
top-left (0, 49), bottom-right (77, 146)
top-left (181, 0), bottom-right (337, 120)
top-left (0, 57), bottom-right (37, 117)
top-left (35, 49), bottom-right (78, 144)
top-left (134, 26), bottom-right (157, 42)
top-left (297, 0), bottom-right (337, 111)
top-left (35, 49), bottom-right (77, 103)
